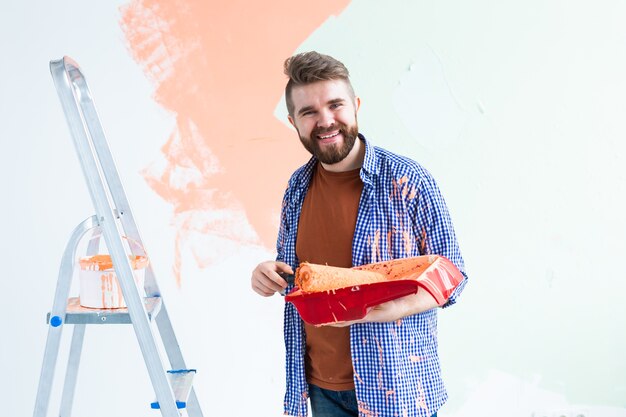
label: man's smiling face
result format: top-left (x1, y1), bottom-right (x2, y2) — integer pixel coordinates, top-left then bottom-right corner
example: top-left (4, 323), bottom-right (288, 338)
top-left (288, 79), bottom-right (360, 165)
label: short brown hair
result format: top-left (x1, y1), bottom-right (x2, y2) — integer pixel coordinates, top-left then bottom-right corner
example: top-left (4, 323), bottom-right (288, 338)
top-left (284, 51), bottom-right (355, 116)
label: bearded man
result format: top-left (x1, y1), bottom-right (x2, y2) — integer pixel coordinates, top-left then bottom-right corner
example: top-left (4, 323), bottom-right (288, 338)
top-left (251, 51), bottom-right (468, 417)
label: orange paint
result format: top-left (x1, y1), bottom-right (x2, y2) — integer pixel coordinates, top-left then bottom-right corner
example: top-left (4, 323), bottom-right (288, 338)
top-left (101, 273), bottom-right (108, 307)
top-left (79, 254), bottom-right (148, 271)
top-left (402, 230), bottom-right (412, 255)
top-left (117, 275), bottom-right (124, 304)
top-left (390, 175), bottom-right (416, 202)
top-left (354, 368), bottom-right (364, 384)
top-left (119, 0), bottom-right (351, 281)
top-left (370, 230), bottom-right (381, 262)
top-left (408, 185), bottom-right (417, 200)
top-left (385, 390), bottom-right (395, 406)
top-left (374, 336), bottom-right (384, 388)
top-left (100, 272), bottom-right (119, 308)
top-left (352, 256), bottom-right (432, 280)
top-left (389, 327), bottom-right (398, 342)
top-left (358, 401), bottom-right (379, 417)
top-left (415, 379), bottom-right (428, 411)
top-left (174, 233), bottom-right (182, 288)
top-left (388, 176), bottom-right (419, 257)
top-left (352, 357), bottom-right (365, 384)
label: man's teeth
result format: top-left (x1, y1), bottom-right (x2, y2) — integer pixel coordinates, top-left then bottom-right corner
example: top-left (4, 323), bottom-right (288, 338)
top-left (318, 132), bottom-right (340, 139)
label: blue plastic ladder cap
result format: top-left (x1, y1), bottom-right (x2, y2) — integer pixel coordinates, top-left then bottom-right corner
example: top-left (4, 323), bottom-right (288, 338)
top-left (50, 316), bottom-right (63, 327)
top-left (150, 401), bottom-right (186, 409)
top-left (167, 369), bottom-right (196, 374)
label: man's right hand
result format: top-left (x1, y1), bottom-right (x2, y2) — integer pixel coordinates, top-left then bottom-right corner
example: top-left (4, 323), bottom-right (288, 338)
top-left (251, 261), bottom-right (294, 297)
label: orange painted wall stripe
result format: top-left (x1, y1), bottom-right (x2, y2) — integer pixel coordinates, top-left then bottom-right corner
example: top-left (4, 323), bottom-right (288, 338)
top-left (120, 0), bottom-right (351, 282)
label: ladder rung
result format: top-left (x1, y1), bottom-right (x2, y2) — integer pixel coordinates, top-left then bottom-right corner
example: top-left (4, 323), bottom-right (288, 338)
top-left (47, 297), bottom-right (162, 325)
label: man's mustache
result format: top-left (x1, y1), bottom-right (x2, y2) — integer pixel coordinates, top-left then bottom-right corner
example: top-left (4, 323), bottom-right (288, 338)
top-left (312, 124), bottom-right (345, 137)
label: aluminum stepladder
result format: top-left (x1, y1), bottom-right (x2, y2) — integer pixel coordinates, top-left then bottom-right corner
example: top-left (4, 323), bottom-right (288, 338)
top-left (33, 56), bottom-right (203, 417)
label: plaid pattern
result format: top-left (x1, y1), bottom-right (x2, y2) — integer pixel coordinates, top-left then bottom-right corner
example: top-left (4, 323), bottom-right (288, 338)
top-left (277, 135), bottom-right (467, 417)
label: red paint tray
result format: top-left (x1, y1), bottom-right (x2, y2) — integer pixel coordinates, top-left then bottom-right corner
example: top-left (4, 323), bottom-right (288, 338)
top-left (285, 255), bottom-right (463, 325)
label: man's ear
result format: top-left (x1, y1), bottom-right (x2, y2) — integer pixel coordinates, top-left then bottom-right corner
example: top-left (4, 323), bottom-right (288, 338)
top-left (288, 114), bottom-right (295, 128)
top-left (355, 96), bottom-right (361, 113)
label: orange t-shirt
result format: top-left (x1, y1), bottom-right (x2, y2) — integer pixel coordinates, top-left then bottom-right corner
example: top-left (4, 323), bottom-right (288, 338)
top-left (296, 163), bottom-right (364, 391)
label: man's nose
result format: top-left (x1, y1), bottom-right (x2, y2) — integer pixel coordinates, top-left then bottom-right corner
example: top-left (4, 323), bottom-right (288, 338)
top-left (316, 108), bottom-right (335, 128)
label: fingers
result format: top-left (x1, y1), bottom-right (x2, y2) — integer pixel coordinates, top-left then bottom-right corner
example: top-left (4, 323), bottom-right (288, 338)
top-left (251, 278), bottom-right (281, 297)
top-left (275, 261), bottom-right (294, 275)
top-left (251, 261), bottom-right (293, 297)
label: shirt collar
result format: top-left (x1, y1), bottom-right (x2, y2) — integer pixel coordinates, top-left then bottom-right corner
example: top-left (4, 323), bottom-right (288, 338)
top-left (359, 133), bottom-right (378, 185)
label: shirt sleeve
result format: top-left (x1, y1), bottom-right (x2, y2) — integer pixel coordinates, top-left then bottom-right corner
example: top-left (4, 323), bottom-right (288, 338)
top-left (275, 186), bottom-right (290, 264)
top-left (414, 173), bottom-right (468, 308)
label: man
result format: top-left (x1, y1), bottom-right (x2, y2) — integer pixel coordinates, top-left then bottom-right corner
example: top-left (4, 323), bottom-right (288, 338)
top-left (251, 51), bottom-right (467, 417)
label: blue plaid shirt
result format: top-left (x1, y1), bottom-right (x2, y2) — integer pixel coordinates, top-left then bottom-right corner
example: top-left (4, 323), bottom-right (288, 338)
top-left (277, 135), bottom-right (467, 417)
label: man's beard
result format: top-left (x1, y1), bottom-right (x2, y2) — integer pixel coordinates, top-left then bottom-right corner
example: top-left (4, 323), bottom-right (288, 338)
top-left (298, 121), bottom-right (359, 165)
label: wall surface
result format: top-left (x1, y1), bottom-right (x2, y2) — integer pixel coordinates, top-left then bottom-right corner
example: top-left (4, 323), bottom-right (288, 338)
top-left (1, 1), bottom-right (625, 416)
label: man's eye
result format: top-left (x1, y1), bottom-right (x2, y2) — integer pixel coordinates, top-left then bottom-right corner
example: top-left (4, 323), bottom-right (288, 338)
top-left (330, 103), bottom-right (343, 109)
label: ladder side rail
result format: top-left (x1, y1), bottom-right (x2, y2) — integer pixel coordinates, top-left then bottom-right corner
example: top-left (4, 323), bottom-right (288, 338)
top-left (63, 59), bottom-right (198, 416)
top-left (50, 59), bottom-right (114, 216)
top-left (77, 90), bottom-right (163, 297)
top-left (58, 324), bottom-right (86, 417)
top-left (33, 216), bottom-right (97, 417)
top-left (50, 58), bottom-right (180, 417)
top-left (99, 224), bottom-right (179, 417)
top-left (62, 58), bottom-right (161, 297)
top-left (155, 306), bottom-right (188, 375)
top-left (77, 93), bottom-right (162, 296)
top-left (156, 306), bottom-right (205, 417)
top-left (58, 228), bottom-right (100, 417)
top-left (186, 388), bottom-right (203, 417)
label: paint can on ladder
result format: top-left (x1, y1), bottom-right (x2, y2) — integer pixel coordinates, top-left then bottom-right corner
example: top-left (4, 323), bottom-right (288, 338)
top-left (78, 254), bottom-right (148, 308)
